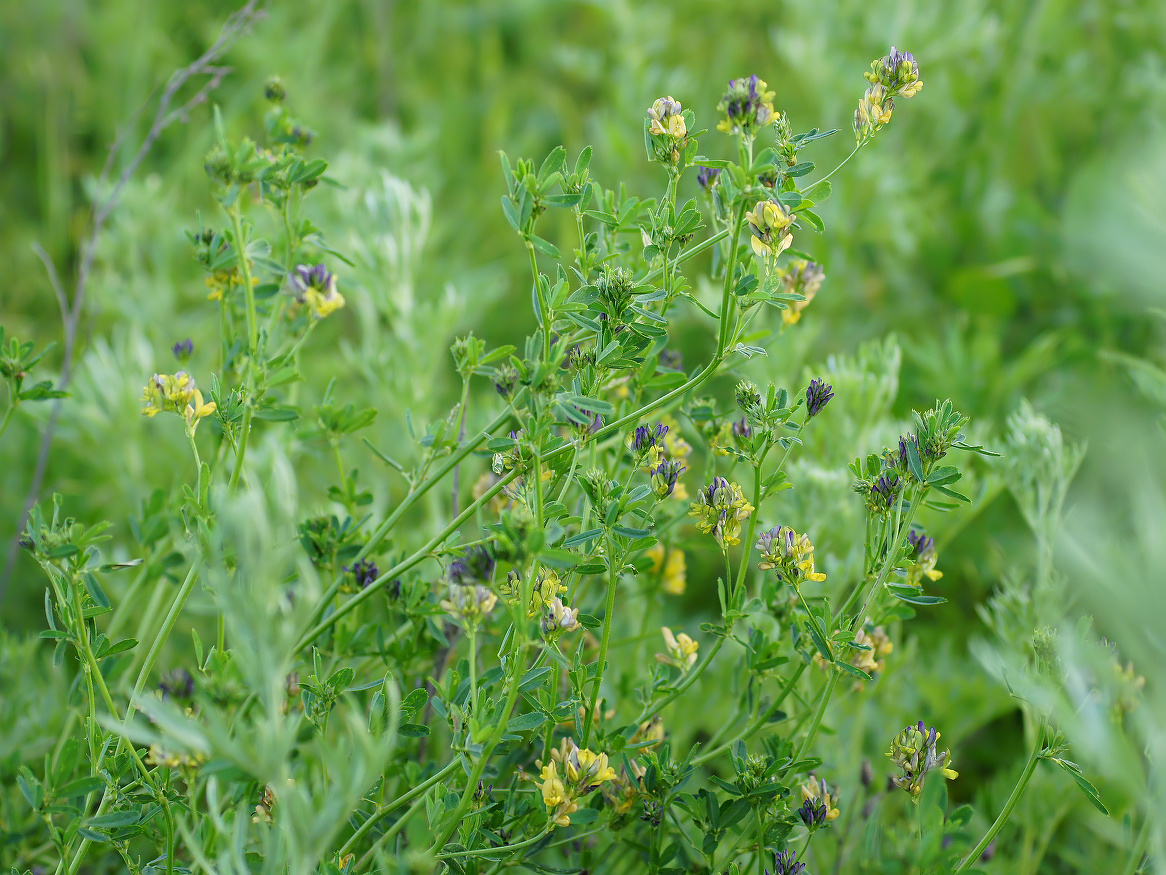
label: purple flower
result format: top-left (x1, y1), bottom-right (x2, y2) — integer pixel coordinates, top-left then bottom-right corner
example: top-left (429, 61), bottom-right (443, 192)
top-left (172, 338), bottom-right (194, 361)
top-left (651, 459), bottom-right (686, 498)
top-left (343, 559), bottom-right (380, 589)
top-left (448, 546), bottom-right (495, 587)
top-left (769, 849), bottom-right (806, 875)
top-left (806, 379), bottom-right (834, 418)
top-left (159, 668), bottom-right (194, 700)
top-left (797, 798), bottom-right (828, 828)
top-left (696, 165), bottom-right (721, 191)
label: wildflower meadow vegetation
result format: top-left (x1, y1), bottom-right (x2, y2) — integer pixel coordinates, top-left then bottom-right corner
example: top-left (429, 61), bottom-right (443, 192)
top-left (2, 2), bottom-right (1164, 874)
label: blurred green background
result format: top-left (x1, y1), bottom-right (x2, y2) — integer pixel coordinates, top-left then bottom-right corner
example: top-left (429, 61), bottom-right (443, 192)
top-left (2, 0), bottom-right (1164, 870)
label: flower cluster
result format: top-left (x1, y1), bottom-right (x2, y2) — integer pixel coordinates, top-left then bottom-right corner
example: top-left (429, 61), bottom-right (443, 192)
top-left (854, 47), bottom-right (923, 143)
top-left (805, 379), bottom-right (834, 418)
top-left (769, 849), bottom-right (807, 875)
top-left (747, 199), bottom-right (794, 259)
top-left (656, 626), bottom-right (699, 672)
top-left (538, 738), bottom-right (619, 827)
top-left (340, 559), bottom-right (379, 593)
top-left (439, 582), bottom-right (497, 626)
top-left (755, 526), bottom-right (827, 588)
top-left (695, 165), bottom-right (720, 192)
top-left (689, 477), bottom-right (755, 549)
top-left (646, 542), bottom-right (687, 595)
top-left (501, 567), bottom-right (567, 618)
top-left (288, 263), bottom-right (345, 320)
top-left (904, 529), bottom-right (943, 588)
top-left (797, 775), bottom-right (840, 828)
top-left (716, 75), bottom-right (777, 137)
top-left (540, 596), bottom-right (581, 638)
top-left (141, 371), bottom-right (217, 433)
top-left (632, 418), bottom-right (690, 499)
top-left (775, 259), bottom-right (825, 325)
top-left (646, 96), bottom-right (690, 164)
top-left (886, 721), bottom-right (958, 797)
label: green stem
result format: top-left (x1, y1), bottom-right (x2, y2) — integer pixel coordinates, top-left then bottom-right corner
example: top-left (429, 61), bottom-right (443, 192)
top-left (341, 759), bottom-right (460, 858)
top-left (468, 624), bottom-right (480, 716)
top-left (756, 807), bottom-right (766, 875)
top-left (435, 828), bottom-right (552, 860)
top-left (810, 144), bottom-right (862, 189)
top-left (955, 723), bottom-right (1044, 872)
top-left (633, 635), bottom-right (725, 725)
top-left (692, 661), bottom-right (807, 765)
top-left (0, 400), bottom-right (16, 445)
top-left (734, 461), bottom-right (766, 597)
top-left (793, 670), bottom-right (840, 764)
top-left (428, 638), bottom-right (529, 854)
top-left (354, 793), bottom-right (428, 872)
top-left (229, 208), bottom-right (258, 357)
top-left (228, 406), bottom-right (253, 490)
top-left (582, 536), bottom-right (619, 747)
top-left (528, 242), bottom-right (551, 361)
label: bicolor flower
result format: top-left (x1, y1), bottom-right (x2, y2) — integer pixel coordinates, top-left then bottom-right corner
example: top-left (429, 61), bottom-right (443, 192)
top-left (747, 199), bottom-right (794, 258)
top-left (755, 525), bottom-right (827, 588)
top-left (289, 263), bottom-right (345, 319)
top-left (141, 371), bottom-right (217, 434)
top-left (886, 721), bottom-right (958, 797)
top-left (689, 477), bottom-right (754, 549)
top-left (904, 529), bottom-right (943, 587)
top-left (799, 775), bottom-right (841, 826)
top-left (716, 75), bottom-right (778, 136)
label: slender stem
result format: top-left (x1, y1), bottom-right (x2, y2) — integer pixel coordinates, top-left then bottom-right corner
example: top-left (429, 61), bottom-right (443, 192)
top-left (354, 793), bottom-right (428, 871)
top-left (468, 624), bottom-right (480, 715)
top-left (341, 759), bottom-right (460, 857)
top-left (692, 661), bottom-right (807, 765)
top-left (228, 406), bottom-right (253, 490)
top-left (793, 671), bottom-right (840, 764)
top-left (229, 208), bottom-right (258, 356)
top-left (528, 242), bottom-right (551, 361)
top-left (435, 828), bottom-right (552, 860)
top-left (734, 461), bottom-right (766, 596)
top-left (1120, 812), bottom-right (1151, 875)
top-left (428, 637), bottom-right (529, 853)
top-left (755, 807), bottom-right (766, 875)
top-left (955, 723), bottom-right (1044, 872)
top-left (633, 635), bottom-right (725, 725)
top-left (582, 536), bottom-right (619, 747)
top-left (810, 144), bottom-right (862, 190)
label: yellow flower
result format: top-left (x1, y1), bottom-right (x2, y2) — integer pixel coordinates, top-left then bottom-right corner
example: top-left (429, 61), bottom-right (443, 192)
top-left (689, 477), bottom-right (755, 549)
top-left (800, 775), bottom-right (841, 822)
top-left (647, 543), bottom-right (687, 595)
top-left (657, 626), bottom-right (699, 672)
top-left (747, 199), bottom-right (794, 259)
top-left (142, 372), bottom-right (217, 433)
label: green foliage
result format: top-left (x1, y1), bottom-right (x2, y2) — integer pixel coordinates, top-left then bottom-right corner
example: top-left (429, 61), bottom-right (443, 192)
top-left (1, 3), bottom-right (1162, 874)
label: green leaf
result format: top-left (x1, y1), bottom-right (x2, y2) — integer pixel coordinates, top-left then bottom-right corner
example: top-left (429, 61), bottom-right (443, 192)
top-left (17, 767), bottom-right (40, 810)
top-left (398, 722), bottom-right (430, 738)
top-left (506, 711), bottom-right (547, 733)
top-left (530, 235), bottom-right (562, 258)
top-left (500, 196), bottom-right (520, 231)
top-left (888, 587), bottom-right (947, 606)
top-left (905, 438), bottom-right (925, 482)
top-left (86, 809), bottom-right (141, 829)
top-left (836, 662), bottom-right (873, 681)
top-left (84, 575), bottom-right (111, 610)
top-left (58, 776), bottom-right (106, 797)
